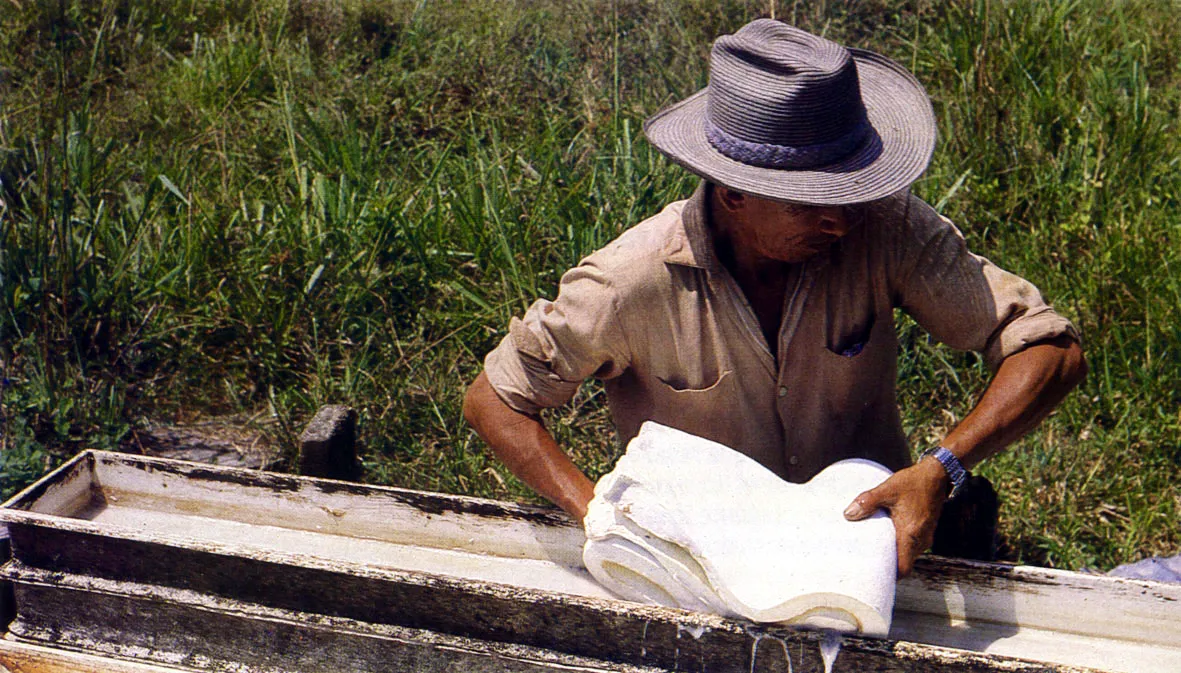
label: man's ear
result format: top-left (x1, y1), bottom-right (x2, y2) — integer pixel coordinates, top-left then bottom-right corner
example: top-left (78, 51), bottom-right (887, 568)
top-left (713, 185), bottom-right (745, 212)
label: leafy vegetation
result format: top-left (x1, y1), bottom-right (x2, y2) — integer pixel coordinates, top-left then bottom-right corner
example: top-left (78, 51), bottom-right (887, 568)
top-left (1, 0), bottom-right (1177, 570)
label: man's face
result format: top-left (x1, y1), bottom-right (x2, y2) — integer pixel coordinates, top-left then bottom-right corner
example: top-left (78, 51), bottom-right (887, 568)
top-left (723, 190), bottom-right (853, 265)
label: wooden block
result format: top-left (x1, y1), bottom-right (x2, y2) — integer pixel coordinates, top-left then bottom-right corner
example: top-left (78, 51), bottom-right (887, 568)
top-left (298, 405), bottom-right (359, 481)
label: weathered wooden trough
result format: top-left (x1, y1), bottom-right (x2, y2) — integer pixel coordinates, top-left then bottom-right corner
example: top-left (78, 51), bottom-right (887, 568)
top-left (1, 450), bottom-right (1178, 672)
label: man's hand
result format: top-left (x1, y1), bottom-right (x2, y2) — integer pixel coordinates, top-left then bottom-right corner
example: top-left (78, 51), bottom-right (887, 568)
top-left (843, 457), bottom-right (950, 577)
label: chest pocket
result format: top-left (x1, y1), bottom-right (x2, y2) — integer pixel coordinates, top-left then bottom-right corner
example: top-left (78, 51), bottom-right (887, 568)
top-left (649, 369), bottom-right (736, 443)
top-left (655, 368), bottom-right (729, 392)
top-left (826, 311), bottom-right (876, 357)
top-left (821, 245), bottom-right (880, 358)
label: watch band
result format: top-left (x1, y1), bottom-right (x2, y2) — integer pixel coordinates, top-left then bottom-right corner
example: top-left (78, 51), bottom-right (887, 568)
top-left (921, 446), bottom-right (968, 499)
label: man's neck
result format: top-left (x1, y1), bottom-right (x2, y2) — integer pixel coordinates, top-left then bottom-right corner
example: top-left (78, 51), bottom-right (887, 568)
top-left (707, 190), bottom-right (794, 287)
top-left (707, 191), bottom-right (792, 357)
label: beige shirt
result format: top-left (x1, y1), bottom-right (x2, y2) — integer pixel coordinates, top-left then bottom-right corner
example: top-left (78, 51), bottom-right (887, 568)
top-left (484, 184), bottom-right (1078, 483)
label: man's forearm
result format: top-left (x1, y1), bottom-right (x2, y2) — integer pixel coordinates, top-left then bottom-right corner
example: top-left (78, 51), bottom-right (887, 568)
top-left (462, 371), bottom-right (595, 521)
top-left (847, 334), bottom-right (1085, 575)
top-left (940, 334), bottom-right (1087, 470)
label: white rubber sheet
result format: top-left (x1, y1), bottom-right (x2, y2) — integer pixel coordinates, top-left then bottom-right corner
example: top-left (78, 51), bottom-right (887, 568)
top-left (583, 422), bottom-right (897, 636)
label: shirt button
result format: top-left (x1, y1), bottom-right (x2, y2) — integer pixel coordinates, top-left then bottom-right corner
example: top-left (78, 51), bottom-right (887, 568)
top-left (778, 386), bottom-right (788, 398)
top-left (789, 455), bottom-right (799, 466)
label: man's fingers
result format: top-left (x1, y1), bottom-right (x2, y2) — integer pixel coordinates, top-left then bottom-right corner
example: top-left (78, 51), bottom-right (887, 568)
top-left (844, 486), bottom-right (889, 520)
top-left (898, 549), bottom-right (915, 577)
top-left (843, 467), bottom-right (944, 576)
top-left (897, 529), bottom-right (922, 577)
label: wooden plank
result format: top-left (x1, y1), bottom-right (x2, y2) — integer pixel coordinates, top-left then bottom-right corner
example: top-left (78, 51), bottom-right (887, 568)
top-left (6, 562), bottom-right (1104, 673)
top-left (898, 556), bottom-right (1181, 648)
top-left (0, 453), bottom-right (93, 518)
top-left (3, 568), bottom-right (666, 673)
top-left (86, 449), bottom-right (586, 564)
top-left (0, 639), bottom-right (190, 673)
top-left (1, 450), bottom-right (1179, 673)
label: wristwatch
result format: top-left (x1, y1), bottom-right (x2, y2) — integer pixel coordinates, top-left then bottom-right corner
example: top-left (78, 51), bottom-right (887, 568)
top-left (921, 446), bottom-right (968, 499)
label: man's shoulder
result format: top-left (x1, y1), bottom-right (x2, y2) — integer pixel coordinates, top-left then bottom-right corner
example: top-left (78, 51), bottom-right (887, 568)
top-left (861, 190), bottom-right (918, 227)
top-left (578, 198), bottom-right (691, 284)
top-left (858, 190), bottom-right (962, 250)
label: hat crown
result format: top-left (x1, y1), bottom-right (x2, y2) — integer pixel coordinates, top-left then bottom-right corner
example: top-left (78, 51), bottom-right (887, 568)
top-left (642, 18), bottom-right (937, 205)
top-left (707, 20), bottom-right (868, 151)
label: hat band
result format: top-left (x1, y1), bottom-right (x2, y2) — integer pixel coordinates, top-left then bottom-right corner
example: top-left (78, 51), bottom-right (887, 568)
top-left (705, 118), bottom-right (871, 170)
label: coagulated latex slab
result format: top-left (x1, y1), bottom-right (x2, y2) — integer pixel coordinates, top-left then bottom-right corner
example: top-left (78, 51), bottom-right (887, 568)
top-left (583, 422), bottom-right (897, 636)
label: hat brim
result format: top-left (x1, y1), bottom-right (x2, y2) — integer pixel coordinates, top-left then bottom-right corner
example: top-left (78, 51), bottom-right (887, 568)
top-left (644, 48), bottom-right (936, 206)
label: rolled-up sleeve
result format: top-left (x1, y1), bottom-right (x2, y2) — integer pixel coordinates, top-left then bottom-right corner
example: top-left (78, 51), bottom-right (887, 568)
top-left (891, 195), bottom-right (1080, 370)
top-left (483, 258), bottom-right (631, 416)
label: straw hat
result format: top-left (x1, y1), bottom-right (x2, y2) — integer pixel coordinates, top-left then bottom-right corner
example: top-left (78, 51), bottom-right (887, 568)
top-left (644, 19), bottom-right (936, 205)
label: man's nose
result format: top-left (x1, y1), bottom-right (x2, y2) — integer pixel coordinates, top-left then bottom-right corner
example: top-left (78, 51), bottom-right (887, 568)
top-left (816, 207), bottom-right (850, 237)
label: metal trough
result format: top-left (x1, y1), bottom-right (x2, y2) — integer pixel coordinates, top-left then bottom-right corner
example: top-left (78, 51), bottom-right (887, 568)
top-left (0, 450), bottom-right (1178, 672)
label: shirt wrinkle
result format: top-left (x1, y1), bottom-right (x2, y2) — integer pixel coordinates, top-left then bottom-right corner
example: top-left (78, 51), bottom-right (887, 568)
top-left (781, 262), bottom-right (818, 353)
top-left (717, 267), bottom-right (778, 376)
top-left (897, 203), bottom-right (950, 297)
top-left (601, 269), bottom-right (632, 379)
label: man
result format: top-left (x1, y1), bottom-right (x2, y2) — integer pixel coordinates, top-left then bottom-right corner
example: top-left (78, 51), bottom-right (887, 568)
top-left (464, 20), bottom-right (1085, 576)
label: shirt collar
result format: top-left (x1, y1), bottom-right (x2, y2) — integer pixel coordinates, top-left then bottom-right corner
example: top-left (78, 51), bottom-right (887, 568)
top-left (663, 181), bottom-right (722, 272)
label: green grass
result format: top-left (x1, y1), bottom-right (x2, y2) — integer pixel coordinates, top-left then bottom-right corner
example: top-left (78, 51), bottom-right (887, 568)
top-left (1, 0), bottom-right (1178, 571)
